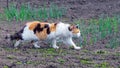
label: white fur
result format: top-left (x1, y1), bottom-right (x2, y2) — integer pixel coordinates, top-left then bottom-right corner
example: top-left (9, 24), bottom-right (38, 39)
top-left (33, 41), bottom-right (40, 48)
top-left (14, 22), bottom-right (81, 49)
top-left (14, 40), bottom-right (21, 48)
top-left (22, 26), bottom-right (39, 41)
top-left (47, 22), bottom-right (72, 39)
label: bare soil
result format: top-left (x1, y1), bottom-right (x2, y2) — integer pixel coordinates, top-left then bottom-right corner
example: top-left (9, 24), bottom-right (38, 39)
top-left (1, 0), bottom-right (120, 20)
top-left (0, 0), bottom-right (120, 68)
top-left (0, 20), bottom-right (120, 68)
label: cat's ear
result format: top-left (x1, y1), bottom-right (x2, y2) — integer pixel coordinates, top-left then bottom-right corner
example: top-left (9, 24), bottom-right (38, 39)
top-left (68, 25), bottom-right (74, 31)
top-left (73, 24), bottom-right (79, 29)
top-left (75, 24), bottom-right (79, 28)
top-left (68, 25), bottom-right (79, 31)
top-left (54, 21), bottom-right (59, 26)
top-left (54, 23), bottom-right (57, 26)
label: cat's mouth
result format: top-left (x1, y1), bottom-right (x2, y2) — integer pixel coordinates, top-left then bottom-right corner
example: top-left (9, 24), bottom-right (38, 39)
top-left (73, 33), bottom-right (81, 38)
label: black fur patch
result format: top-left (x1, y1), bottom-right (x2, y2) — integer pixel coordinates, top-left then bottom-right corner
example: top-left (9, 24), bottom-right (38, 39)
top-left (47, 27), bottom-right (50, 34)
top-left (10, 33), bottom-right (20, 40)
top-left (33, 24), bottom-right (43, 33)
top-left (44, 24), bottom-right (49, 28)
top-left (10, 26), bottom-right (25, 40)
top-left (54, 23), bottom-right (57, 26)
top-left (68, 26), bottom-right (72, 31)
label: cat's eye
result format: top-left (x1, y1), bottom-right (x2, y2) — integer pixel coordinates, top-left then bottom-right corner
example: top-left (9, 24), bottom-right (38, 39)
top-left (76, 25), bottom-right (79, 28)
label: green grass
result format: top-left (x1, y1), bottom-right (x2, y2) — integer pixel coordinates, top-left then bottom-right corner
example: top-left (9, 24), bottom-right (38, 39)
top-left (95, 50), bottom-right (107, 54)
top-left (75, 15), bottom-right (120, 48)
top-left (57, 58), bottom-right (66, 64)
top-left (80, 58), bottom-right (94, 65)
top-left (16, 61), bottom-right (22, 65)
top-left (3, 65), bottom-right (9, 68)
top-left (94, 62), bottom-right (110, 68)
top-left (6, 55), bottom-right (16, 59)
top-left (0, 3), bottom-right (66, 21)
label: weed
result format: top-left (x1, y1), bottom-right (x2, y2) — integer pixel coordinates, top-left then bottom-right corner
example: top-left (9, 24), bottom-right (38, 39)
top-left (75, 15), bottom-right (120, 48)
top-left (41, 48), bottom-right (59, 58)
top-left (16, 61), bottom-right (22, 64)
top-left (80, 58), bottom-right (94, 64)
top-left (57, 58), bottom-right (66, 64)
top-left (94, 62), bottom-right (110, 68)
top-left (3, 65), bottom-right (9, 68)
top-left (115, 52), bottom-right (120, 56)
top-left (6, 55), bottom-right (16, 59)
top-left (58, 48), bottom-right (63, 55)
top-left (26, 61), bottom-right (33, 64)
top-left (45, 48), bottom-right (57, 55)
top-left (95, 50), bottom-right (107, 54)
top-left (82, 49), bottom-right (89, 53)
top-left (1, 3), bottom-right (66, 21)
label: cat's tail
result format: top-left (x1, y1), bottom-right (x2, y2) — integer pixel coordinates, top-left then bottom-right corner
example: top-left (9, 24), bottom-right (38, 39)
top-left (5, 33), bottom-right (22, 41)
top-left (5, 34), bottom-right (16, 41)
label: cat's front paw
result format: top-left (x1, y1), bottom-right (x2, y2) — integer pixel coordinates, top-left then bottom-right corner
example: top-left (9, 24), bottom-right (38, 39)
top-left (53, 45), bottom-right (59, 49)
top-left (74, 46), bottom-right (81, 50)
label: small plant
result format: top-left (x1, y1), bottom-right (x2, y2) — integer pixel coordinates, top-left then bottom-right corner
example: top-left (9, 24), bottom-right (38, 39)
top-left (75, 15), bottom-right (120, 48)
top-left (16, 61), bottom-right (22, 65)
top-left (6, 55), bottom-right (16, 59)
top-left (82, 49), bottom-right (89, 53)
top-left (1, 3), bottom-right (66, 21)
top-left (94, 62), bottom-right (110, 68)
top-left (42, 48), bottom-right (59, 58)
top-left (57, 58), bottom-right (66, 64)
top-left (95, 50), bottom-right (107, 54)
top-left (80, 58), bottom-right (93, 65)
top-left (3, 65), bottom-right (9, 68)
top-left (26, 61), bottom-right (33, 64)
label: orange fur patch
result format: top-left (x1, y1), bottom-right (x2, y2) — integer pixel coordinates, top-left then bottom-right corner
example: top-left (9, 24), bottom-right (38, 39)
top-left (36, 23), bottom-right (57, 39)
top-left (70, 25), bottom-right (80, 34)
top-left (72, 28), bottom-right (80, 34)
top-left (27, 21), bottom-right (40, 30)
top-left (36, 28), bottom-right (48, 40)
top-left (50, 23), bottom-right (57, 32)
top-left (26, 21), bottom-right (57, 40)
top-left (27, 21), bottom-right (49, 30)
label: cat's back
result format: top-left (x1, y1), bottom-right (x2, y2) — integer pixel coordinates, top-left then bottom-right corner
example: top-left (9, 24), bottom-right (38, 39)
top-left (26, 21), bottom-right (49, 30)
top-left (22, 21), bottom-right (50, 40)
top-left (21, 21), bottom-right (70, 40)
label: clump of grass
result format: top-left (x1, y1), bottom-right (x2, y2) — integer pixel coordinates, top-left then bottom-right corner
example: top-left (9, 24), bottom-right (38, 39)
top-left (80, 58), bottom-right (93, 64)
top-left (95, 50), bottom-right (107, 54)
top-left (3, 65), bottom-right (9, 68)
top-left (41, 48), bottom-right (59, 58)
top-left (6, 55), bottom-right (16, 59)
top-left (75, 15), bottom-right (120, 48)
top-left (94, 62), bottom-right (110, 68)
top-left (1, 3), bottom-right (66, 21)
top-left (16, 61), bottom-right (22, 65)
top-left (57, 58), bottom-right (66, 64)
top-left (26, 61), bottom-right (33, 64)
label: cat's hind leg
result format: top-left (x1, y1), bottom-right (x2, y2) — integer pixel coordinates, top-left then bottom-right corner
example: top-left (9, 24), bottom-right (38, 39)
top-left (52, 39), bottom-right (59, 49)
top-left (32, 41), bottom-right (40, 48)
top-left (14, 40), bottom-right (21, 48)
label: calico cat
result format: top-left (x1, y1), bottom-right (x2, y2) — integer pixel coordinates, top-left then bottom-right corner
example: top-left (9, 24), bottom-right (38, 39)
top-left (6, 21), bottom-right (81, 49)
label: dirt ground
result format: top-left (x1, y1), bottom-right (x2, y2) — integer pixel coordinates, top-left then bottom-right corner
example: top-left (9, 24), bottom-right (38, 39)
top-left (0, 0), bottom-right (120, 68)
top-left (1, 0), bottom-right (120, 20)
top-left (0, 21), bottom-right (120, 68)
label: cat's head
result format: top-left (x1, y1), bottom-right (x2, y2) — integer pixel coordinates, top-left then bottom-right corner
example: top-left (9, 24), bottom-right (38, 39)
top-left (68, 24), bottom-right (81, 38)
